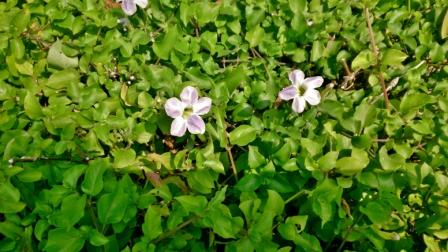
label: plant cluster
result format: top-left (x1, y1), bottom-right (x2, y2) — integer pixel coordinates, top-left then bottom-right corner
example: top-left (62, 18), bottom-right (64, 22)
top-left (1, 0), bottom-right (448, 251)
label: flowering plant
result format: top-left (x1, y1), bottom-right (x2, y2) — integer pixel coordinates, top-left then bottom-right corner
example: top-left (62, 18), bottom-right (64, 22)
top-left (164, 86), bottom-right (212, 137)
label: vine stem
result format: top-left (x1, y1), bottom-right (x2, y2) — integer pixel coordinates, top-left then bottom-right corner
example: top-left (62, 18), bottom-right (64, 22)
top-left (153, 218), bottom-right (194, 243)
top-left (364, 6), bottom-right (390, 110)
top-left (226, 144), bottom-right (239, 181)
top-left (285, 190), bottom-right (309, 205)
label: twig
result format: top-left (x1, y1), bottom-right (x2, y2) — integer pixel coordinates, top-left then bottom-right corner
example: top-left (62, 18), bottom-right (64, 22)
top-left (226, 146), bottom-right (238, 181)
top-left (336, 215), bottom-right (362, 252)
top-left (154, 218), bottom-right (194, 243)
top-left (364, 7), bottom-right (390, 109)
top-left (8, 156), bottom-right (89, 165)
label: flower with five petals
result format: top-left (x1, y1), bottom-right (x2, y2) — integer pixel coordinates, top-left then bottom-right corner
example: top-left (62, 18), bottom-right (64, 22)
top-left (164, 86), bottom-right (212, 137)
top-left (278, 69), bottom-right (324, 113)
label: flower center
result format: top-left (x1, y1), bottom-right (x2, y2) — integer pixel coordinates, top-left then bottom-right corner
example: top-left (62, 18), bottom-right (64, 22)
top-left (183, 107), bottom-right (193, 118)
top-left (297, 85), bottom-right (307, 96)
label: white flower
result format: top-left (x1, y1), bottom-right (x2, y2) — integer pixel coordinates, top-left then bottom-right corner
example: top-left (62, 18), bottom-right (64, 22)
top-left (164, 86), bottom-right (212, 137)
top-left (278, 69), bottom-right (324, 113)
top-left (118, 0), bottom-right (147, 16)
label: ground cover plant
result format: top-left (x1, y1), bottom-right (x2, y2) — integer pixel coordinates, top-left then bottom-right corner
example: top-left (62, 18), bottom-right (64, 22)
top-left (1, 0), bottom-right (448, 251)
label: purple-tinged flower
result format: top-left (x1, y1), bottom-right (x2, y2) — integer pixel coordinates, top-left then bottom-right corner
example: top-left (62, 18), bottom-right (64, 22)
top-left (278, 69), bottom-right (323, 113)
top-left (118, 0), bottom-right (147, 16)
top-left (164, 86), bottom-right (212, 137)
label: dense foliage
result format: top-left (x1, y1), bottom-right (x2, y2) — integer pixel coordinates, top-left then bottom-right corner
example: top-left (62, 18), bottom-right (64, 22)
top-left (1, 0), bottom-right (448, 251)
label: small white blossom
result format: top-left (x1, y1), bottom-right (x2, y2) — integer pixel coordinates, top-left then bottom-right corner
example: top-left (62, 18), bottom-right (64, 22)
top-left (278, 69), bottom-right (323, 113)
top-left (164, 86), bottom-right (212, 137)
top-left (118, 0), bottom-right (147, 16)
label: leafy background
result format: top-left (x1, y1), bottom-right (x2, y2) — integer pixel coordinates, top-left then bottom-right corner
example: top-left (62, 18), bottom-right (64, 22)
top-left (1, 0), bottom-right (448, 251)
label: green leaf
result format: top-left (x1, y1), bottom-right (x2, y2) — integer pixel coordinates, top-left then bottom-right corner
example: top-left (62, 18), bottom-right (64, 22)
top-left (50, 194), bottom-right (86, 228)
top-left (264, 190), bottom-right (284, 216)
top-left (335, 148), bottom-right (370, 175)
top-left (381, 49), bottom-right (407, 66)
top-left (441, 9), bottom-right (448, 39)
top-left (24, 91), bottom-right (43, 119)
top-left (142, 206), bottom-right (163, 241)
top-left (318, 151), bottom-right (338, 172)
top-left (153, 26), bottom-right (178, 60)
top-left (46, 69), bottom-right (80, 89)
top-left (351, 50), bottom-right (374, 70)
top-left (10, 38), bottom-right (25, 60)
top-left (0, 221), bottom-right (23, 239)
top-left (15, 61), bottom-right (33, 75)
top-left (97, 190), bottom-right (128, 224)
top-left (203, 159), bottom-right (225, 174)
top-left (206, 205), bottom-right (244, 239)
top-left (245, 25), bottom-right (265, 47)
top-left (44, 228), bottom-right (85, 252)
top-left (88, 229), bottom-right (109, 246)
top-left (379, 146), bottom-right (405, 172)
top-left (16, 169), bottom-right (43, 182)
top-left (229, 125), bottom-right (257, 146)
top-left (235, 174), bottom-right (263, 192)
top-left (175, 195), bottom-right (208, 214)
top-left (63, 165), bottom-right (86, 189)
top-left (399, 92), bottom-right (432, 115)
top-left (248, 146), bottom-right (266, 169)
top-left (360, 201), bottom-right (392, 224)
top-left (112, 149), bottom-right (136, 168)
top-left (81, 160), bottom-right (107, 196)
top-left (47, 40), bottom-right (79, 69)
top-left (0, 182), bottom-right (26, 213)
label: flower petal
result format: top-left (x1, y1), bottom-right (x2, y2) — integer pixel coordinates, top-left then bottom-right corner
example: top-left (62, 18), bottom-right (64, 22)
top-left (170, 117), bottom-right (187, 137)
top-left (186, 115), bottom-right (205, 134)
top-left (278, 85), bottom-right (297, 100)
top-left (303, 76), bottom-right (324, 89)
top-left (121, 0), bottom-right (137, 15)
top-left (304, 89), bottom-right (321, 105)
top-left (180, 86), bottom-right (198, 106)
top-left (135, 0), bottom-right (148, 8)
top-left (164, 98), bottom-right (185, 118)
top-left (193, 97), bottom-right (212, 115)
top-left (289, 70), bottom-right (305, 86)
top-left (292, 96), bottom-right (306, 113)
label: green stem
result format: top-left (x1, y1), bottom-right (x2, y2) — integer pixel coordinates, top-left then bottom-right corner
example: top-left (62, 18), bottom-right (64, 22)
top-left (285, 190), bottom-right (309, 205)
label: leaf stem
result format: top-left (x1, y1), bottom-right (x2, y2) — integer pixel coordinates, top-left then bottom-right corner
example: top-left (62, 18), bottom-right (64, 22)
top-left (153, 218), bottom-right (195, 243)
top-left (285, 190), bottom-right (309, 205)
top-left (364, 7), bottom-right (390, 110)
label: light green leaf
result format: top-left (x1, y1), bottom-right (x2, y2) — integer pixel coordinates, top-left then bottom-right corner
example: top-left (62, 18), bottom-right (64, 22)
top-left (15, 61), bottom-right (33, 75)
top-left (24, 91), bottom-right (43, 119)
top-left (142, 206), bottom-right (163, 241)
top-left (229, 125), bottom-right (257, 146)
top-left (351, 50), bottom-right (374, 70)
top-left (81, 160), bottom-right (107, 196)
top-left (245, 25), bottom-right (265, 47)
top-left (381, 49), bottom-right (407, 66)
top-left (47, 40), bottom-right (79, 69)
top-left (336, 148), bottom-right (370, 175)
top-left (248, 145), bottom-right (266, 169)
top-left (153, 26), bottom-right (178, 60)
top-left (46, 69), bottom-right (79, 89)
top-left (441, 9), bottom-right (448, 39)
top-left (379, 146), bottom-right (405, 172)
top-left (112, 149), bottom-right (136, 168)
top-left (175, 195), bottom-right (208, 214)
